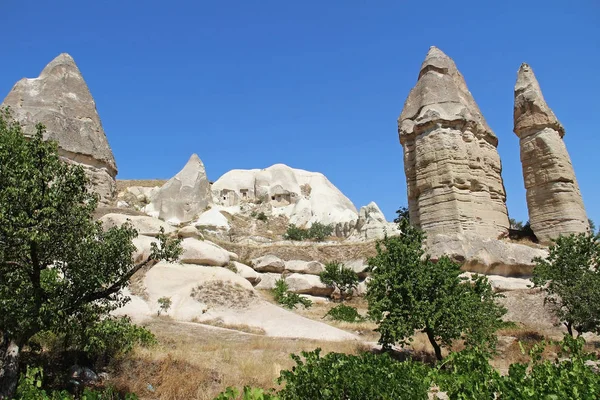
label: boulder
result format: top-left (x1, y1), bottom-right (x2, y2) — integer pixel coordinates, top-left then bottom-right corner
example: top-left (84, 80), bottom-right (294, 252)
top-left (285, 273), bottom-right (334, 297)
top-left (284, 260), bottom-right (325, 275)
top-left (1, 53), bottom-right (117, 204)
top-left (356, 278), bottom-right (370, 296)
top-left (343, 259), bottom-right (370, 279)
top-left (398, 46), bottom-right (509, 239)
top-left (428, 233), bottom-right (547, 277)
top-left (460, 272), bottom-right (533, 292)
top-left (144, 154), bottom-right (211, 224)
top-left (251, 255), bottom-right (285, 273)
top-left (177, 225), bottom-right (203, 240)
top-left (299, 294), bottom-right (329, 304)
top-left (513, 63), bottom-right (589, 242)
top-left (233, 262), bottom-right (262, 285)
top-left (180, 238), bottom-right (230, 266)
top-left (132, 235), bottom-right (158, 264)
top-left (100, 213), bottom-right (176, 237)
top-left (194, 208), bottom-right (230, 230)
top-left (254, 273), bottom-right (282, 290)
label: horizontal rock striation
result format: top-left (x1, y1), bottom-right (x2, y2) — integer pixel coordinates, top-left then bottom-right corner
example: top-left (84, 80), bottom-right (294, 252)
top-left (513, 63), bottom-right (588, 242)
top-left (398, 46), bottom-right (509, 239)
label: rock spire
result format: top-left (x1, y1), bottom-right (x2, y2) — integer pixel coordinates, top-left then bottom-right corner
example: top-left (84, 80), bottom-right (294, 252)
top-left (144, 154), bottom-right (212, 224)
top-left (398, 46), bottom-right (509, 239)
top-left (513, 63), bottom-right (588, 242)
top-left (1, 53), bottom-right (117, 204)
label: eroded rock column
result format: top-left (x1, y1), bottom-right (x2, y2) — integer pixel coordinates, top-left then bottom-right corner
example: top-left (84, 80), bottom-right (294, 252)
top-left (513, 63), bottom-right (588, 242)
top-left (398, 46), bottom-right (509, 239)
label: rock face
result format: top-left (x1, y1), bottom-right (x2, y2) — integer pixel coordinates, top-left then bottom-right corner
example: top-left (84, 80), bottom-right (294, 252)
top-left (2, 53), bottom-right (117, 204)
top-left (427, 233), bottom-right (548, 277)
top-left (351, 202), bottom-right (400, 240)
top-left (398, 47), bottom-right (509, 239)
top-left (144, 154), bottom-right (212, 224)
top-left (513, 63), bottom-right (588, 242)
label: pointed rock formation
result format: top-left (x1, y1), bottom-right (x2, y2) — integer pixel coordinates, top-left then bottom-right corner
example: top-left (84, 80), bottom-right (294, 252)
top-left (144, 154), bottom-right (212, 224)
top-left (513, 63), bottom-right (588, 242)
top-left (398, 46), bottom-right (509, 239)
top-left (1, 53), bottom-right (117, 204)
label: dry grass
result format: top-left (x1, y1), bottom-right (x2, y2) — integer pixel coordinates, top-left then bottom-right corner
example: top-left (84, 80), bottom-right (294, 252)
top-left (192, 318), bottom-right (267, 335)
top-left (108, 318), bottom-right (366, 400)
top-left (191, 281), bottom-right (259, 309)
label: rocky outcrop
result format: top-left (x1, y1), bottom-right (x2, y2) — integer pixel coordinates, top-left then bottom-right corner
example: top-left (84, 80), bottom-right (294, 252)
top-left (513, 63), bottom-right (588, 242)
top-left (99, 213), bottom-right (176, 237)
top-left (251, 255), bottom-right (285, 273)
top-left (427, 233), bottom-right (548, 277)
top-left (144, 154), bottom-right (212, 224)
top-left (351, 202), bottom-right (400, 240)
top-left (2, 53), bottom-right (117, 204)
top-left (398, 47), bottom-right (509, 239)
top-left (180, 238), bottom-right (230, 266)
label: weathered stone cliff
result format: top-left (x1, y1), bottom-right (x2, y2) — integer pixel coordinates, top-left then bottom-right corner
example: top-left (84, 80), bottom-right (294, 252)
top-left (513, 63), bottom-right (588, 242)
top-left (398, 46), bottom-right (509, 239)
top-left (2, 53), bottom-right (117, 204)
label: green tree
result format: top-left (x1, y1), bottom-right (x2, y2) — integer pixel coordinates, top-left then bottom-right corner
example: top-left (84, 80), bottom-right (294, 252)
top-left (589, 219), bottom-right (596, 234)
top-left (366, 219), bottom-right (506, 361)
top-left (0, 109), bottom-right (181, 398)
top-left (509, 218), bottom-right (523, 230)
top-left (319, 261), bottom-right (359, 301)
top-left (531, 232), bottom-right (600, 337)
top-left (393, 206), bottom-right (410, 224)
top-left (306, 222), bottom-right (333, 242)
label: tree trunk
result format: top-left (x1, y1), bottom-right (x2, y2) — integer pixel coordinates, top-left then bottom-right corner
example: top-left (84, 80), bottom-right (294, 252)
top-left (424, 327), bottom-right (443, 361)
top-left (0, 333), bottom-right (20, 400)
top-left (565, 322), bottom-right (574, 337)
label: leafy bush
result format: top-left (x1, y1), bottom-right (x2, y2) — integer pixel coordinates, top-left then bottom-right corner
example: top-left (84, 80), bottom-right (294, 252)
top-left (283, 224), bottom-right (307, 241)
top-left (367, 219), bottom-right (506, 360)
top-left (284, 222), bottom-right (334, 242)
top-left (157, 297), bottom-right (172, 316)
top-left (319, 261), bottom-right (359, 301)
top-left (16, 366), bottom-right (138, 399)
top-left (306, 222), bottom-right (333, 242)
top-left (276, 349), bottom-right (431, 400)
top-left (272, 279), bottom-right (312, 309)
top-left (532, 232), bottom-right (600, 336)
top-left (436, 335), bottom-right (600, 399)
top-left (215, 386), bottom-right (279, 400)
top-left (256, 212), bottom-right (268, 222)
top-left (324, 305), bottom-right (364, 322)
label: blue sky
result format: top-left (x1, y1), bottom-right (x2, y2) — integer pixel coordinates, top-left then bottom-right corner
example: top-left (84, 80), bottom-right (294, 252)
top-left (1, 0), bottom-right (598, 224)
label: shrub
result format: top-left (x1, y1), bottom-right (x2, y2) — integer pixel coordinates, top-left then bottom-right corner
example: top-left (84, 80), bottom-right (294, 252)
top-left (215, 386), bottom-right (279, 400)
top-left (319, 261), bottom-right (359, 301)
top-left (157, 297), bottom-right (172, 316)
top-left (276, 349), bottom-right (431, 399)
top-left (324, 305), bottom-right (364, 322)
top-left (532, 232), bottom-right (600, 336)
top-left (367, 219), bottom-right (506, 360)
top-left (307, 222), bottom-right (334, 242)
top-left (283, 224), bottom-right (307, 241)
top-left (256, 212), bottom-right (268, 222)
top-left (272, 279), bottom-right (312, 310)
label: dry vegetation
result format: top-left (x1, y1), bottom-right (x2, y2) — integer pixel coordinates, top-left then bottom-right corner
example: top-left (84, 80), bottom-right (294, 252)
top-left (108, 319), bottom-right (367, 400)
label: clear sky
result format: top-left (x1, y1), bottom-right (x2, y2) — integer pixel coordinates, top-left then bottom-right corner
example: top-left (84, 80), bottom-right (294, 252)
top-left (1, 0), bottom-right (598, 224)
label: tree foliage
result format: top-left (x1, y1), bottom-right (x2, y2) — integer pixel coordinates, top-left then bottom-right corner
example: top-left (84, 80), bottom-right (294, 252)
top-left (393, 206), bottom-right (410, 224)
top-left (283, 223), bottom-right (334, 242)
top-left (272, 279), bottom-right (312, 310)
top-left (323, 304), bottom-right (364, 323)
top-left (0, 109), bottom-right (181, 398)
top-left (366, 219), bottom-right (506, 360)
top-left (319, 261), bottom-right (359, 301)
top-left (532, 232), bottom-right (600, 337)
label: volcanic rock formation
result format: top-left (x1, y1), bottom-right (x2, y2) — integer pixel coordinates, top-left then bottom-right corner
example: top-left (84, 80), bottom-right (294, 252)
top-left (513, 63), bottom-right (588, 242)
top-left (1, 53), bottom-right (117, 204)
top-left (144, 153), bottom-right (212, 224)
top-left (398, 46), bottom-right (509, 239)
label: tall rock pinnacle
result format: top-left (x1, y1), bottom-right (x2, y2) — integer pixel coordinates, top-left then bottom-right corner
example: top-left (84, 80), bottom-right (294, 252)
top-left (513, 63), bottom-right (588, 242)
top-left (398, 46), bottom-right (509, 239)
top-left (144, 154), bottom-right (212, 224)
top-left (1, 53), bottom-right (117, 204)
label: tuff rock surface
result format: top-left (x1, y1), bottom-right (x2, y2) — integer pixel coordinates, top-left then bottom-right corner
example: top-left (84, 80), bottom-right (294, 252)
top-left (2, 53), bottom-right (117, 204)
top-left (144, 154), bottom-right (212, 224)
top-left (513, 63), bottom-right (588, 242)
top-left (398, 46), bottom-right (509, 239)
